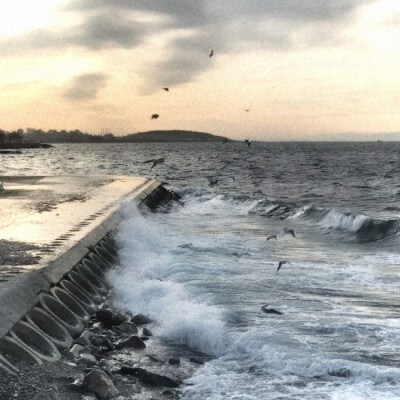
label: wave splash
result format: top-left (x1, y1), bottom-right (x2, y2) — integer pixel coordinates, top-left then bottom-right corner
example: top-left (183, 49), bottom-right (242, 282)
top-left (248, 197), bottom-right (400, 243)
top-left (108, 204), bottom-right (227, 356)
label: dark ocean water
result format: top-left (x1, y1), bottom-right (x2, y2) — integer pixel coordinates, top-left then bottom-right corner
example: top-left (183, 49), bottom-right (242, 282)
top-left (2, 142), bottom-right (400, 399)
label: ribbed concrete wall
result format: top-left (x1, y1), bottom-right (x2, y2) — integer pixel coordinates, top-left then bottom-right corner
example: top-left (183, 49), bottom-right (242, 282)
top-left (0, 180), bottom-right (175, 373)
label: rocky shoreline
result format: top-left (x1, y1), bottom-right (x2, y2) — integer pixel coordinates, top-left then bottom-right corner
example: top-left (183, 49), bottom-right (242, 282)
top-left (0, 295), bottom-right (209, 399)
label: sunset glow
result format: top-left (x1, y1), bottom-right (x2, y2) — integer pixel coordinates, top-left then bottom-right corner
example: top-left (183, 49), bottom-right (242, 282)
top-left (0, 0), bottom-right (399, 140)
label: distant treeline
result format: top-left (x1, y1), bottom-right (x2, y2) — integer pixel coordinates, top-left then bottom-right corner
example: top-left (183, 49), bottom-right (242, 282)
top-left (0, 128), bottom-right (228, 144)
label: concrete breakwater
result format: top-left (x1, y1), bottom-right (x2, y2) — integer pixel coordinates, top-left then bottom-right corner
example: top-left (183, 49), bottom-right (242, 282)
top-left (0, 175), bottom-right (175, 374)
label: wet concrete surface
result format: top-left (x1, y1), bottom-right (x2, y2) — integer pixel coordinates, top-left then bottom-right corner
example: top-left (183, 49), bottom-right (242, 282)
top-left (0, 175), bottom-right (150, 280)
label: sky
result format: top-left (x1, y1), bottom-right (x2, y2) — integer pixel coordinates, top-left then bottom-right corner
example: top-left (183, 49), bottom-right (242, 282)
top-left (0, 0), bottom-right (399, 141)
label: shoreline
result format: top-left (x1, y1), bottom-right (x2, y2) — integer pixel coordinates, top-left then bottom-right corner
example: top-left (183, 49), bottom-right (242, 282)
top-left (0, 143), bottom-right (52, 150)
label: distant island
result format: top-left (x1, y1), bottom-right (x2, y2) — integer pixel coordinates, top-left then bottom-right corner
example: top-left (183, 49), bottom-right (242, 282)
top-left (122, 130), bottom-right (229, 142)
top-left (0, 128), bottom-right (231, 148)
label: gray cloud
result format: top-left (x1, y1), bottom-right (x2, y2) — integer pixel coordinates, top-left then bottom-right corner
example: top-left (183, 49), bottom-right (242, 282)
top-left (66, 0), bottom-right (376, 92)
top-left (62, 73), bottom-right (109, 101)
top-left (1, 1), bottom-right (378, 91)
top-left (0, 11), bottom-right (145, 55)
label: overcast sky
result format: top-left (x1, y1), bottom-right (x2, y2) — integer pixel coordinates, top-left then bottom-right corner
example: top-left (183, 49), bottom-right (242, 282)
top-left (0, 0), bottom-right (399, 140)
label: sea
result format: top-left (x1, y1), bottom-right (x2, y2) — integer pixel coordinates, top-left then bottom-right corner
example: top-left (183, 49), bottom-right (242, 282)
top-left (2, 141), bottom-right (400, 399)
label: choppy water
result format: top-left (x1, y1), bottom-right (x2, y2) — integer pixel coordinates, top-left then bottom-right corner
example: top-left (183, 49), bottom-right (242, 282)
top-left (2, 142), bottom-right (400, 399)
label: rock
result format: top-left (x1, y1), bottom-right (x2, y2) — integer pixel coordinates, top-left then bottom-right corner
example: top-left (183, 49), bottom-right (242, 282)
top-left (74, 330), bottom-right (93, 346)
top-left (114, 321), bottom-right (137, 334)
top-left (119, 367), bottom-right (180, 388)
top-left (91, 336), bottom-right (115, 351)
top-left (67, 344), bottom-right (84, 360)
top-left (168, 358), bottom-right (180, 365)
top-left (142, 327), bottom-right (153, 336)
top-left (131, 314), bottom-right (152, 325)
top-left (96, 309), bottom-right (127, 327)
top-left (78, 353), bottom-right (97, 367)
top-left (91, 336), bottom-right (105, 346)
top-left (111, 312), bottom-right (127, 326)
top-left (141, 336), bottom-right (149, 341)
top-left (103, 337), bottom-right (115, 351)
top-left (90, 322), bottom-right (104, 332)
top-left (83, 369), bottom-right (119, 399)
top-left (116, 335), bottom-right (146, 350)
top-left (96, 309), bottom-right (114, 326)
top-left (31, 385), bottom-right (58, 400)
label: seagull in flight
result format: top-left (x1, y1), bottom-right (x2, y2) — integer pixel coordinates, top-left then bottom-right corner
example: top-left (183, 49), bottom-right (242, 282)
top-left (267, 235), bottom-right (277, 241)
top-left (162, 88), bottom-right (169, 92)
top-left (283, 227), bottom-right (296, 237)
top-left (209, 50), bottom-right (214, 58)
top-left (144, 158), bottom-right (165, 169)
top-left (245, 109), bottom-right (250, 112)
top-left (277, 261), bottom-right (292, 272)
top-left (151, 114), bottom-right (160, 120)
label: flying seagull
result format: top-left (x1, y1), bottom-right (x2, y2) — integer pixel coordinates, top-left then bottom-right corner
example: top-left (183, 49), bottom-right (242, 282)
top-left (245, 109), bottom-right (250, 112)
top-left (162, 88), bottom-right (169, 92)
top-left (151, 114), bottom-right (160, 120)
top-left (209, 50), bottom-right (214, 58)
top-left (144, 158), bottom-right (165, 169)
top-left (277, 261), bottom-right (292, 272)
top-left (283, 227), bottom-right (296, 237)
top-left (267, 235), bottom-right (277, 241)
top-left (261, 304), bottom-right (283, 315)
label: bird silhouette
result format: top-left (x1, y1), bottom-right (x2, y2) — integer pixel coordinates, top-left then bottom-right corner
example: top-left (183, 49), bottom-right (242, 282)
top-left (144, 158), bottom-right (165, 168)
top-left (261, 304), bottom-right (283, 315)
top-left (277, 261), bottom-right (292, 272)
top-left (162, 88), bottom-right (169, 92)
top-left (151, 114), bottom-right (159, 120)
top-left (209, 50), bottom-right (214, 58)
top-left (267, 235), bottom-right (277, 241)
top-left (283, 227), bottom-right (296, 237)
top-left (245, 109), bottom-right (250, 112)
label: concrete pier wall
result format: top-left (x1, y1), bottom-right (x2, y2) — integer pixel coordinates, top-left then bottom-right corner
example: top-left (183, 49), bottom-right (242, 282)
top-left (0, 175), bottom-right (175, 373)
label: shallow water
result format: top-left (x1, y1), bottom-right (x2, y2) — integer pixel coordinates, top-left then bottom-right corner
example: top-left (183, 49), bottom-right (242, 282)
top-left (2, 142), bottom-right (400, 399)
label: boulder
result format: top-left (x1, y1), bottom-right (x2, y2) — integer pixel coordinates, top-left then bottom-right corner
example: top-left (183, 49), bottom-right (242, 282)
top-left (131, 314), bottom-right (152, 325)
top-left (142, 327), bottom-right (152, 336)
top-left (116, 335), bottom-right (146, 350)
top-left (96, 309), bottom-right (127, 327)
top-left (119, 367), bottom-right (180, 388)
top-left (83, 369), bottom-right (119, 399)
top-left (74, 330), bottom-right (93, 346)
top-left (96, 309), bottom-right (114, 326)
top-left (67, 344), bottom-right (84, 360)
top-left (114, 321), bottom-right (137, 334)
top-left (77, 353), bottom-right (97, 367)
